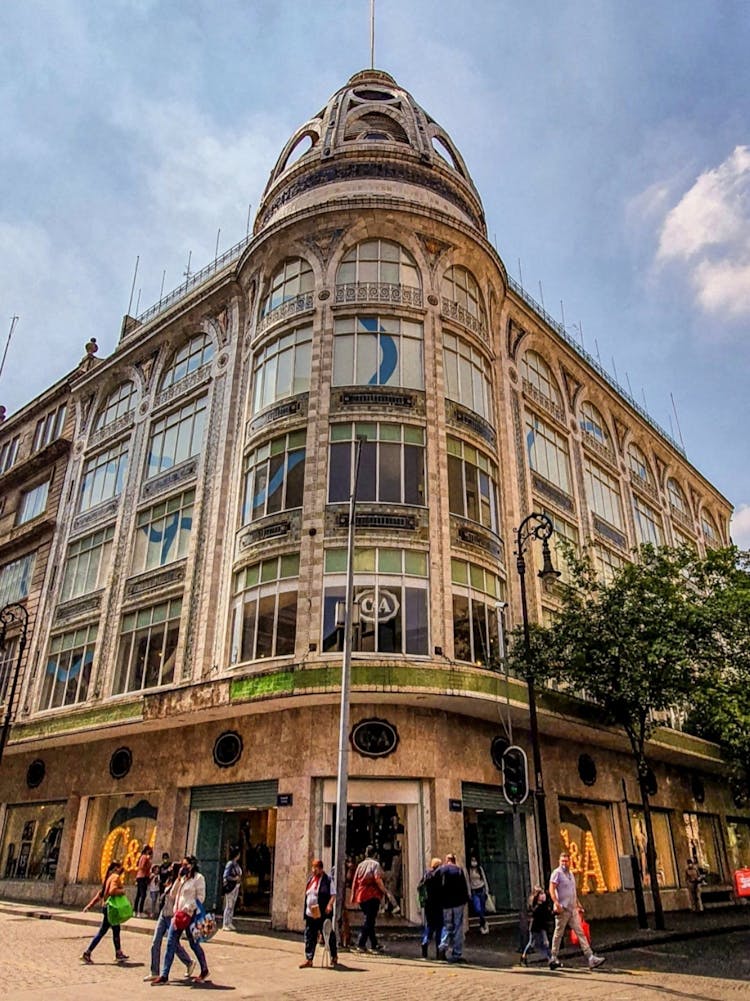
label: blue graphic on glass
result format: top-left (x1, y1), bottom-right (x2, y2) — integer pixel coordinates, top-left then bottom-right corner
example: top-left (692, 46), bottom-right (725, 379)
top-left (252, 451), bottom-right (305, 511)
top-left (358, 317), bottom-right (398, 385)
top-left (46, 649), bottom-right (93, 684)
top-left (140, 512), bottom-right (193, 564)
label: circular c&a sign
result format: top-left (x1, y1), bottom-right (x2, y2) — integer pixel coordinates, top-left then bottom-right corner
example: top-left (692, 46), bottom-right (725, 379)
top-left (357, 588), bottom-right (400, 622)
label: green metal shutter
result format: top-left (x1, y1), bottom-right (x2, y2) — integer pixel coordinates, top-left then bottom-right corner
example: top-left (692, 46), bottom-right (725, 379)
top-left (461, 782), bottom-right (506, 811)
top-left (190, 780), bottom-right (279, 811)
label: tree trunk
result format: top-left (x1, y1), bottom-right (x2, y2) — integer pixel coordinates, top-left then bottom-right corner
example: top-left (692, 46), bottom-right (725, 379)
top-left (638, 767), bottom-right (666, 930)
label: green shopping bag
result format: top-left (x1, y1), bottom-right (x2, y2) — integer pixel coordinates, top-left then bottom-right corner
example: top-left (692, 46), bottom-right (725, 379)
top-left (106, 894), bottom-right (134, 926)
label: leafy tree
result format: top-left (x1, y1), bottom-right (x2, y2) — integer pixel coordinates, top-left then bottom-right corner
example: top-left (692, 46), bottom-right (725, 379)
top-left (518, 544), bottom-right (710, 930)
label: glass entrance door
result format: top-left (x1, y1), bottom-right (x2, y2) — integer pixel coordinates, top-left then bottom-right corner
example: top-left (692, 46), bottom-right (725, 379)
top-left (196, 808), bottom-right (277, 916)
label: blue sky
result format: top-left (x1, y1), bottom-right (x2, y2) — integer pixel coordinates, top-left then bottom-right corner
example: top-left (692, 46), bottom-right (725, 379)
top-left (1, 0), bottom-right (748, 544)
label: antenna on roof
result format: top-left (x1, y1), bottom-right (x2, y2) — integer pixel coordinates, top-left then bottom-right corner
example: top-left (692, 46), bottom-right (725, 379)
top-left (183, 251), bottom-right (193, 289)
top-left (538, 280), bottom-right (545, 311)
top-left (670, 392), bottom-right (686, 452)
top-left (246, 203), bottom-right (252, 237)
top-left (215, 227), bottom-right (221, 261)
top-left (560, 300), bottom-right (566, 329)
top-left (611, 355), bottom-right (619, 384)
top-left (370, 0), bottom-right (376, 68)
top-left (160, 270), bottom-right (167, 301)
top-left (518, 258), bottom-right (523, 287)
top-left (0, 315), bottom-right (19, 384)
top-left (594, 338), bottom-right (602, 366)
top-left (127, 256), bottom-right (140, 316)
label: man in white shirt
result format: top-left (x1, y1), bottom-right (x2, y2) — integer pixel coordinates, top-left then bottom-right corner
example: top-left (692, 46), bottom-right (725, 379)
top-left (548, 851), bottom-right (605, 971)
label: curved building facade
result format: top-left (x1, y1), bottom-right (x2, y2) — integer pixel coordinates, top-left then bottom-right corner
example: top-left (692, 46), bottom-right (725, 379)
top-left (0, 70), bottom-right (739, 929)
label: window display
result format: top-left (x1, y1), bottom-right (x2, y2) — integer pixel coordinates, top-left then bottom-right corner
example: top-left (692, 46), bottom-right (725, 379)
top-left (629, 808), bottom-right (677, 887)
top-left (77, 794), bottom-right (158, 883)
top-left (726, 818), bottom-right (750, 874)
top-left (558, 800), bottom-right (620, 894)
top-left (683, 812), bottom-right (724, 885)
top-left (1, 802), bottom-right (65, 880)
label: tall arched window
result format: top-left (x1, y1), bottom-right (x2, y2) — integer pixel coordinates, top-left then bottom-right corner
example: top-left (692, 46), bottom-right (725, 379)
top-left (251, 326), bottom-right (312, 414)
top-left (700, 511), bottom-right (719, 547)
top-left (336, 239), bottom-right (420, 289)
top-left (667, 479), bottom-right (690, 520)
top-left (521, 351), bottom-right (563, 411)
top-left (94, 381), bottom-right (136, 431)
top-left (261, 257), bottom-right (314, 318)
top-left (580, 401), bottom-right (613, 453)
top-left (160, 333), bottom-right (214, 391)
top-left (627, 442), bottom-right (656, 494)
top-left (441, 266), bottom-right (486, 327)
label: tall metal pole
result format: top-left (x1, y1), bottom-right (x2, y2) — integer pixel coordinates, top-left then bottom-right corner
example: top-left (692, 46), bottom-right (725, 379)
top-left (0, 603), bottom-right (30, 767)
top-left (333, 438), bottom-right (364, 929)
top-left (515, 513), bottom-right (558, 886)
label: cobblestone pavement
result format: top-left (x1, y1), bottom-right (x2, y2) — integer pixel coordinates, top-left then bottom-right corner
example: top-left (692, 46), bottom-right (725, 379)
top-left (2, 910), bottom-right (750, 1001)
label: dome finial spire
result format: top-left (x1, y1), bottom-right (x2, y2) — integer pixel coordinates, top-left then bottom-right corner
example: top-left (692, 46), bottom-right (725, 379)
top-left (369, 0), bottom-right (376, 69)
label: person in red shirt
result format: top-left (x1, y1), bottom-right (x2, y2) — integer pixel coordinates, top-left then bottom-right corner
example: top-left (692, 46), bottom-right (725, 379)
top-left (134, 845), bottom-right (153, 917)
top-left (351, 845), bottom-right (386, 953)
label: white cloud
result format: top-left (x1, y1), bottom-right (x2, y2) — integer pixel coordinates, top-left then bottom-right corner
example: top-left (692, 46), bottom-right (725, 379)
top-left (731, 504), bottom-right (750, 550)
top-left (654, 146), bottom-right (750, 319)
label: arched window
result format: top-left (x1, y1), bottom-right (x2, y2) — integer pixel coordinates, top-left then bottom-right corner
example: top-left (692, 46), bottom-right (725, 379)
top-left (667, 478), bottom-right (689, 518)
top-left (344, 112), bottom-right (409, 143)
top-left (521, 351), bottom-right (563, 410)
top-left (94, 381), bottom-right (136, 431)
top-left (580, 401), bottom-right (613, 452)
top-left (336, 239), bottom-right (420, 289)
top-left (441, 266), bottom-right (485, 326)
top-left (701, 511), bottom-right (719, 547)
top-left (261, 257), bottom-right (314, 318)
top-left (443, 332), bottom-right (492, 421)
top-left (627, 442), bottom-right (655, 489)
top-left (251, 326), bottom-right (312, 414)
top-left (160, 333), bottom-right (214, 391)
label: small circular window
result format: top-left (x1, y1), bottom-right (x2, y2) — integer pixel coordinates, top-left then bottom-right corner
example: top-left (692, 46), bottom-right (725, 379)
top-left (350, 719), bottom-right (399, 758)
top-left (490, 735), bottom-right (510, 771)
top-left (214, 731), bottom-right (243, 769)
top-left (578, 753), bottom-right (597, 787)
top-left (26, 760), bottom-right (45, 789)
top-left (110, 747), bottom-right (132, 780)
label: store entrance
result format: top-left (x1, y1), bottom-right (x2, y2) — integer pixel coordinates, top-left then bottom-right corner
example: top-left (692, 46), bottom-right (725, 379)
top-left (196, 808), bottom-right (276, 916)
top-left (345, 805), bottom-right (406, 915)
top-left (463, 808), bottom-right (529, 912)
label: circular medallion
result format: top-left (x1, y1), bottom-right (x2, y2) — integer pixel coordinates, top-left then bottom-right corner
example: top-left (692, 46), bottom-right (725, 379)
top-left (350, 718), bottom-right (399, 758)
top-left (26, 759), bottom-right (46, 789)
top-left (318, 289), bottom-right (331, 301)
top-left (427, 294), bottom-right (439, 306)
top-left (214, 731), bottom-right (243, 768)
top-left (490, 735), bottom-right (510, 771)
top-left (109, 747), bottom-right (133, 780)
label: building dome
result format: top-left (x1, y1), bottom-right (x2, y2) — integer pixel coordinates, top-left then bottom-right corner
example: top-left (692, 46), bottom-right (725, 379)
top-left (255, 68), bottom-right (486, 235)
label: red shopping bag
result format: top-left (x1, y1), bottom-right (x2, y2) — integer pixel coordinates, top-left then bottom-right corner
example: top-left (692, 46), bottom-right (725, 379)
top-left (569, 919), bottom-right (591, 946)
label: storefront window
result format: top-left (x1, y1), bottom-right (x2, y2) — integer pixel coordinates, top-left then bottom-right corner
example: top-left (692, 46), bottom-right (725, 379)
top-left (1, 802), bottom-right (65, 880)
top-left (77, 795), bottom-right (159, 883)
top-left (683, 812), bottom-right (725, 885)
top-left (725, 818), bottom-right (750, 873)
top-left (558, 800), bottom-right (620, 894)
top-left (629, 808), bottom-right (678, 887)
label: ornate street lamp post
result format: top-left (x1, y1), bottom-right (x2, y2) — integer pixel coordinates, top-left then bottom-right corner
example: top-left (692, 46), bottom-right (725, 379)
top-left (514, 513), bottom-right (560, 884)
top-left (0, 602), bottom-right (30, 768)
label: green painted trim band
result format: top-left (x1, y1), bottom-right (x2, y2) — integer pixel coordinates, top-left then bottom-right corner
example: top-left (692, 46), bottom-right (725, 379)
top-left (10, 701), bottom-right (143, 742)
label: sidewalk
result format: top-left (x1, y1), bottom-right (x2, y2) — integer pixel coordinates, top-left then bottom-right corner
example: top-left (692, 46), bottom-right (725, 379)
top-left (0, 896), bottom-right (748, 969)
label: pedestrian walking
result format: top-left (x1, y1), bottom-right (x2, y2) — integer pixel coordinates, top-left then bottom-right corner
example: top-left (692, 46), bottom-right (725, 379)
top-left (419, 857), bottom-right (443, 959)
top-left (521, 886), bottom-right (552, 965)
top-left (351, 845), bottom-right (386, 953)
top-left (157, 852), bottom-right (172, 893)
top-left (548, 851), bottom-right (605, 970)
top-left (81, 860), bottom-right (129, 964)
top-left (437, 852), bottom-right (469, 963)
top-left (148, 864), bottom-right (161, 917)
top-left (147, 862), bottom-right (195, 981)
top-left (467, 854), bottom-right (490, 934)
top-left (685, 858), bottom-right (704, 913)
top-left (134, 844), bottom-right (153, 916)
top-left (299, 858), bottom-right (338, 968)
top-left (152, 855), bottom-right (210, 984)
top-left (222, 845), bottom-right (243, 931)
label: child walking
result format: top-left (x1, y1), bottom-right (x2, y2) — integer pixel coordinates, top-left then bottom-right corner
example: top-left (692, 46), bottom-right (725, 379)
top-left (521, 886), bottom-right (552, 965)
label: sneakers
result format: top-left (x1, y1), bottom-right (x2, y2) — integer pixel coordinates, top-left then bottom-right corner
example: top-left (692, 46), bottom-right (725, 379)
top-left (194, 970), bottom-right (210, 982)
top-left (81, 952), bottom-right (93, 965)
top-left (588, 954), bottom-right (606, 969)
top-left (115, 951), bottom-right (129, 962)
top-left (480, 924), bottom-right (489, 935)
top-left (391, 905), bottom-right (401, 915)
top-left (549, 959), bottom-right (563, 970)
top-left (185, 960), bottom-right (197, 979)
top-left (151, 976), bottom-right (168, 985)
top-left (449, 956), bottom-right (467, 964)
top-left (371, 943), bottom-right (385, 952)
top-left (299, 959), bottom-right (313, 968)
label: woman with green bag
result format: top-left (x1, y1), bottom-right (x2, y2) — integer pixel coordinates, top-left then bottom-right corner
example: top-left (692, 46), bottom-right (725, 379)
top-left (81, 860), bottom-right (129, 964)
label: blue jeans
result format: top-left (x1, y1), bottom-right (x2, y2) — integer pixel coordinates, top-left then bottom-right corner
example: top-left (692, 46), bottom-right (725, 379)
top-left (86, 905), bottom-right (121, 956)
top-left (151, 913), bottom-right (192, 977)
top-left (439, 905), bottom-right (465, 960)
top-left (421, 912), bottom-right (443, 948)
top-left (161, 921), bottom-right (207, 979)
top-left (522, 929), bottom-right (551, 961)
top-left (471, 889), bottom-right (487, 927)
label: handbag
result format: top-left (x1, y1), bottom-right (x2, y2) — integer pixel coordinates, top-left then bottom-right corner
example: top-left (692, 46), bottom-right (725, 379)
top-left (569, 919), bottom-right (591, 946)
top-left (106, 894), bottom-right (134, 926)
top-left (484, 893), bottom-right (496, 914)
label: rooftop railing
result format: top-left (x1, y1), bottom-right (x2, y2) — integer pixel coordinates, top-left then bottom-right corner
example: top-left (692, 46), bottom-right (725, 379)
top-left (507, 276), bottom-right (686, 457)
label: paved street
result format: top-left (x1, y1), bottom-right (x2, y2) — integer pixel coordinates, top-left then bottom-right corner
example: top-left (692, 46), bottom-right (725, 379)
top-left (2, 908), bottom-right (750, 1001)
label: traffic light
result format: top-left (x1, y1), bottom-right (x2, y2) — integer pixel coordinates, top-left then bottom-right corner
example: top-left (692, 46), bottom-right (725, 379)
top-left (502, 745), bottom-right (529, 806)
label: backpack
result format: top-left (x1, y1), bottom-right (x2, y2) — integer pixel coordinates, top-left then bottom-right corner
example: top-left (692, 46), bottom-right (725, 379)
top-left (417, 876), bottom-right (428, 908)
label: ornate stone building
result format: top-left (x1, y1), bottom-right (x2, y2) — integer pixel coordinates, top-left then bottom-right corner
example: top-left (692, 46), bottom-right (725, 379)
top-left (0, 69), bottom-right (740, 928)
